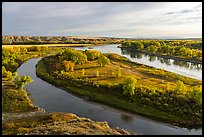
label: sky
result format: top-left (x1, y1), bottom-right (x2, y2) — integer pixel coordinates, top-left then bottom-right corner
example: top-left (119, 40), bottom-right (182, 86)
top-left (2, 2), bottom-right (202, 38)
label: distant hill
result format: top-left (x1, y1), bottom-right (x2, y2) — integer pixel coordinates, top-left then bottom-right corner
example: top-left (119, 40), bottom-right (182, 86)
top-left (2, 36), bottom-right (125, 45)
top-left (2, 35), bottom-right (201, 45)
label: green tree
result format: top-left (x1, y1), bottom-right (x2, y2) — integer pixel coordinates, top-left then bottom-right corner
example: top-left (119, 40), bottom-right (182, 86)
top-left (123, 76), bottom-right (137, 96)
top-left (81, 69), bottom-right (85, 76)
top-left (189, 85), bottom-right (202, 105)
top-left (147, 45), bottom-right (157, 53)
top-left (131, 41), bottom-right (144, 50)
top-left (122, 41), bottom-right (131, 47)
top-left (174, 80), bottom-right (187, 95)
top-left (61, 49), bottom-right (87, 64)
top-left (97, 55), bottom-right (110, 67)
top-left (95, 70), bottom-right (99, 77)
top-left (14, 76), bottom-right (33, 90)
top-left (116, 67), bottom-right (121, 77)
top-left (63, 60), bottom-right (70, 72)
top-left (2, 66), bottom-right (8, 78)
top-left (85, 50), bottom-right (101, 61)
top-left (2, 66), bottom-right (17, 81)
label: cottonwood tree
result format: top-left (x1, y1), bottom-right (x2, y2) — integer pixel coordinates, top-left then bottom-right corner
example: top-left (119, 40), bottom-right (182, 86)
top-left (97, 55), bottom-right (110, 67)
top-left (85, 50), bottom-right (101, 61)
top-left (116, 67), bottom-right (121, 77)
top-left (63, 60), bottom-right (75, 72)
top-left (123, 76), bottom-right (137, 96)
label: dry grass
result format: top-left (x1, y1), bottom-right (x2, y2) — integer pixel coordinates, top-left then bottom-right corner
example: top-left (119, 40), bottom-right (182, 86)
top-left (2, 112), bottom-right (131, 135)
top-left (70, 60), bottom-right (180, 90)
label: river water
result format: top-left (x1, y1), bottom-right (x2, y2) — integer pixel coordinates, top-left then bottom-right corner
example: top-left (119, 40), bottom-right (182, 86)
top-left (72, 44), bottom-right (202, 80)
top-left (17, 45), bottom-right (202, 135)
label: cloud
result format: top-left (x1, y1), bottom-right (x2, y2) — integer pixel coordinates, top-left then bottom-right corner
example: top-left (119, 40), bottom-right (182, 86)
top-left (162, 3), bottom-right (201, 16)
top-left (165, 9), bottom-right (193, 15)
top-left (2, 2), bottom-right (202, 38)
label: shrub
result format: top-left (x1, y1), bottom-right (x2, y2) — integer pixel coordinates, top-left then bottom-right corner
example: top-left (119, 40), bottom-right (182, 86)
top-left (97, 55), bottom-right (110, 67)
top-left (95, 71), bottom-right (99, 77)
top-left (85, 50), bottom-right (101, 61)
top-left (123, 76), bottom-right (137, 96)
top-left (14, 76), bottom-right (33, 90)
top-left (81, 69), bottom-right (85, 76)
top-left (116, 67), bottom-right (121, 77)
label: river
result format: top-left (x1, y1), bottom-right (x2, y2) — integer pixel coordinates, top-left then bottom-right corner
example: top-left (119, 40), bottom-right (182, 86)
top-left (72, 44), bottom-right (202, 80)
top-left (16, 45), bottom-right (202, 135)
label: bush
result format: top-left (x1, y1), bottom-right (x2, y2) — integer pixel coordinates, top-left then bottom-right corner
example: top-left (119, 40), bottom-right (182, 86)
top-left (123, 76), bottom-right (137, 96)
top-left (116, 67), bottom-right (121, 77)
top-left (97, 55), bottom-right (110, 67)
top-left (14, 76), bottom-right (33, 90)
top-left (60, 49), bottom-right (88, 64)
top-left (85, 50), bottom-right (101, 61)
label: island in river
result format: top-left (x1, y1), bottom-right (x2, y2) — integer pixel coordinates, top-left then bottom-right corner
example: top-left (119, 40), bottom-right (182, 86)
top-left (36, 48), bottom-right (202, 128)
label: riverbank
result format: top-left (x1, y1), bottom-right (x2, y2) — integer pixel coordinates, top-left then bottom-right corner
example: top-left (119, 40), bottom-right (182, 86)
top-left (119, 47), bottom-right (202, 64)
top-left (2, 111), bottom-right (130, 135)
top-left (36, 51), bottom-right (202, 128)
top-left (2, 78), bottom-right (130, 135)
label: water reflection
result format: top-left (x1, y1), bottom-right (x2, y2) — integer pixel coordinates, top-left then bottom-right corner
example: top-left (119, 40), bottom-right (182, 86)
top-left (121, 114), bottom-right (134, 123)
top-left (121, 49), bottom-right (202, 71)
top-left (148, 56), bottom-right (156, 62)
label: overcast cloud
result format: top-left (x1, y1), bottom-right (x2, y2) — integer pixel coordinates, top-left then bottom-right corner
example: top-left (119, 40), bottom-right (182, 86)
top-left (2, 2), bottom-right (202, 38)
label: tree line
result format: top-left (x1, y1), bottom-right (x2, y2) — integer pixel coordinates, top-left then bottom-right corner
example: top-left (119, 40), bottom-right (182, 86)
top-left (121, 40), bottom-right (202, 61)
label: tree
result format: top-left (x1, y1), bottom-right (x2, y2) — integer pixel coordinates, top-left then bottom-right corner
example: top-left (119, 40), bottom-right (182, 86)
top-left (85, 50), bottom-right (101, 61)
top-left (111, 70), bottom-right (115, 77)
top-left (123, 76), bottom-right (137, 96)
top-left (81, 69), bottom-right (85, 76)
top-left (131, 41), bottom-right (144, 50)
top-left (97, 55), bottom-right (110, 67)
top-left (2, 66), bottom-right (17, 81)
top-left (41, 46), bottom-right (49, 52)
top-left (122, 41), bottom-right (131, 47)
top-left (14, 76), bottom-right (33, 90)
top-left (69, 62), bottom-right (75, 72)
top-left (2, 66), bottom-right (8, 78)
top-left (20, 47), bottom-right (28, 53)
top-left (147, 45), bottom-right (157, 53)
top-left (189, 85), bottom-right (202, 105)
top-left (116, 67), bottom-right (121, 77)
top-left (174, 80), bottom-right (187, 95)
top-left (63, 60), bottom-right (70, 72)
top-left (95, 70), bottom-right (99, 77)
top-left (63, 60), bottom-right (75, 72)
top-left (61, 49), bottom-right (87, 64)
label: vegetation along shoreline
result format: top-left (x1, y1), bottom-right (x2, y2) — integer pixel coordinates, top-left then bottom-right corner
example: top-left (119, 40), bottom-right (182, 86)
top-left (36, 48), bottom-right (202, 128)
